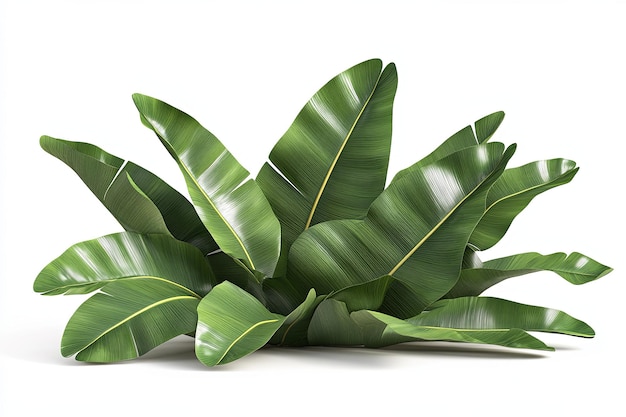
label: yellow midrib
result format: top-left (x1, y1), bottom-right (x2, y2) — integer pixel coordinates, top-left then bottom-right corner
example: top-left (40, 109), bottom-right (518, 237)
top-left (217, 319), bottom-right (280, 364)
top-left (304, 72), bottom-right (384, 230)
top-left (388, 173), bottom-right (491, 276)
top-left (75, 294), bottom-right (199, 357)
top-left (153, 128), bottom-right (255, 270)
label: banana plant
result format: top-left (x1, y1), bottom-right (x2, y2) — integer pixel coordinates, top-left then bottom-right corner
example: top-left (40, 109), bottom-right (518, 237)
top-left (35, 58), bottom-right (613, 367)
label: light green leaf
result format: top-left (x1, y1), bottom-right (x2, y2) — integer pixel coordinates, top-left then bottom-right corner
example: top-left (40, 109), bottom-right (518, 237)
top-left (257, 59), bottom-right (397, 274)
top-left (447, 251), bottom-right (613, 298)
top-left (289, 143), bottom-right (515, 317)
top-left (61, 278), bottom-right (200, 362)
top-left (412, 296), bottom-right (595, 337)
top-left (34, 232), bottom-right (214, 296)
top-left (133, 94), bottom-right (281, 277)
top-left (195, 281), bottom-right (285, 366)
top-left (40, 136), bottom-right (217, 254)
top-left (470, 159), bottom-right (579, 250)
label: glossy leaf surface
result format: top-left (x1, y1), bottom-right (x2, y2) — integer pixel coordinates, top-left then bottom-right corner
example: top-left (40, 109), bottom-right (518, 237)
top-left (414, 296), bottom-right (594, 337)
top-left (133, 94), bottom-right (281, 277)
top-left (34, 232), bottom-right (213, 296)
top-left (257, 59), bottom-right (397, 273)
top-left (448, 251), bottom-right (613, 298)
top-left (470, 159), bottom-right (579, 250)
top-left (62, 278), bottom-right (200, 362)
top-left (391, 111), bottom-right (505, 183)
top-left (360, 310), bottom-right (553, 351)
top-left (195, 281), bottom-right (285, 366)
top-left (40, 136), bottom-right (217, 254)
top-left (289, 143), bottom-right (515, 317)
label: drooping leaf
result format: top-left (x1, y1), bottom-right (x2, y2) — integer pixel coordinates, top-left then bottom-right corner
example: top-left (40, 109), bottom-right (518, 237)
top-left (469, 159), bottom-right (579, 250)
top-left (412, 296), bottom-right (595, 337)
top-left (40, 136), bottom-right (217, 254)
top-left (195, 281), bottom-right (285, 366)
top-left (356, 310), bottom-right (553, 351)
top-left (289, 143), bottom-right (516, 317)
top-left (391, 111), bottom-right (505, 183)
top-left (133, 94), bottom-right (281, 278)
top-left (61, 278), bottom-right (200, 362)
top-left (307, 299), bottom-right (364, 346)
top-left (34, 232), bottom-right (214, 296)
top-left (447, 251), bottom-right (613, 298)
top-left (257, 59), bottom-right (398, 274)
top-left (270, 289), bottom-right (324, 346)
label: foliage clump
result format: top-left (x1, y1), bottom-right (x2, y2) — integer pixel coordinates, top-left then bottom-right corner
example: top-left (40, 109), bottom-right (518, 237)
top-left (35, 59), bottom-right (612, 366)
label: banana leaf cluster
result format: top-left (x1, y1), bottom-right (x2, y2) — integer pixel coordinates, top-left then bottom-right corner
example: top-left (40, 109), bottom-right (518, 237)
top-left (34, 59), bottom-right (613, 366)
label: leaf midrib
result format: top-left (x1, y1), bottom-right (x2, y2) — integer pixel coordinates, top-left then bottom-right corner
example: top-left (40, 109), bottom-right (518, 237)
top-left (217, 319), bottom-right (280, 364)
top-left (151, 127), bottom-right (255, 270)
top-left (73, 294), bottom-right (199, 357)
top-left (49, 276), bottom-right (202, 298)
top-left (304, 70), bottom-right (385, 230)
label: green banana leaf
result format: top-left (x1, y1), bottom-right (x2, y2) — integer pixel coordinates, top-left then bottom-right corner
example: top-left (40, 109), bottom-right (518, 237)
top-left (469, 159), bottom-right (579, 250)
top-left (270, 289), bottom-right (323, 346)
top-left (289, 142), bottom-right (516, 317)
top-left (327, 275), bottom-right (394, 312)
top-left (353, 310), bottom-right (553, 351)
top-left (412, 296), bottom-right (594, 337)
top-left (133, 94), bottom-right (281, 278)
top-left (307, 299), bottom-right (365, 346)
top-left (34, 232), bottom-right (214, 296)
top-left (195, 281), bottom-right (285, 366)
top-left (61, 278), bottom-right (201, 362)
top-left (391, 111), bottom-right (505, 183)
top-left (447, 251), bottom-right (613, 298)
top-left (257, 59), bottom-right (398, 274)
top-left (40, 136), bottom-right (217, 255)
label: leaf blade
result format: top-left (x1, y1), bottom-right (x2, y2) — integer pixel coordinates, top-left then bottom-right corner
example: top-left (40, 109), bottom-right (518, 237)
top-left (195, 281), bottom-right (285, 366)
top-left (133, 94), bottom-right (281, 277)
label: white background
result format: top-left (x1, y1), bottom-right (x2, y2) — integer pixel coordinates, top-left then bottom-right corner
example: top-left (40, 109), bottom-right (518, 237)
top-left (1, 1), bottom-right (624, 416)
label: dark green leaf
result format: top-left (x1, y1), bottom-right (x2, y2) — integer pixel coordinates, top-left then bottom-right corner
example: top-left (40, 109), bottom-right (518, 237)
top-left (289, 143), bottom-right (515, 317)
top-left (133, 94), bottom-right (281, 277)
top-left (270, 289), bottom-right (324, 346)
top-left (257, 59), bottom-right (398, 274)
top-left (391, 111), bottom-right (505, 183)
top-left (40, 136), bottom-right (217, 254)
top-left (413, 296), bottom-right (594, 337)
top-left (34, 232), bottom-right (213, 296)
top-left (470, 159), bottom-right (579, 250)
top-left (447, 251), bottom-right (613, 298)
top-left (307, 299), bottom-right (364, 346)
top-left (360, 310), bottom-right (553, 351)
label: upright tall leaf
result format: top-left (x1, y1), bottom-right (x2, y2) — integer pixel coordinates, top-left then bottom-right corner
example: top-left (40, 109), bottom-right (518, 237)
top-left (391, 111), bottom-right (505, 183)
top-left (133, 94), bottom-right (281, 277)
top-left (257, 59), bottom-right (398, 272)
top-left (469, 159), bottom-right (579, 250)
top-left (289, 143), bottom-right (516, 317)
top-left (40, 136), bottom-right (217, 254)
